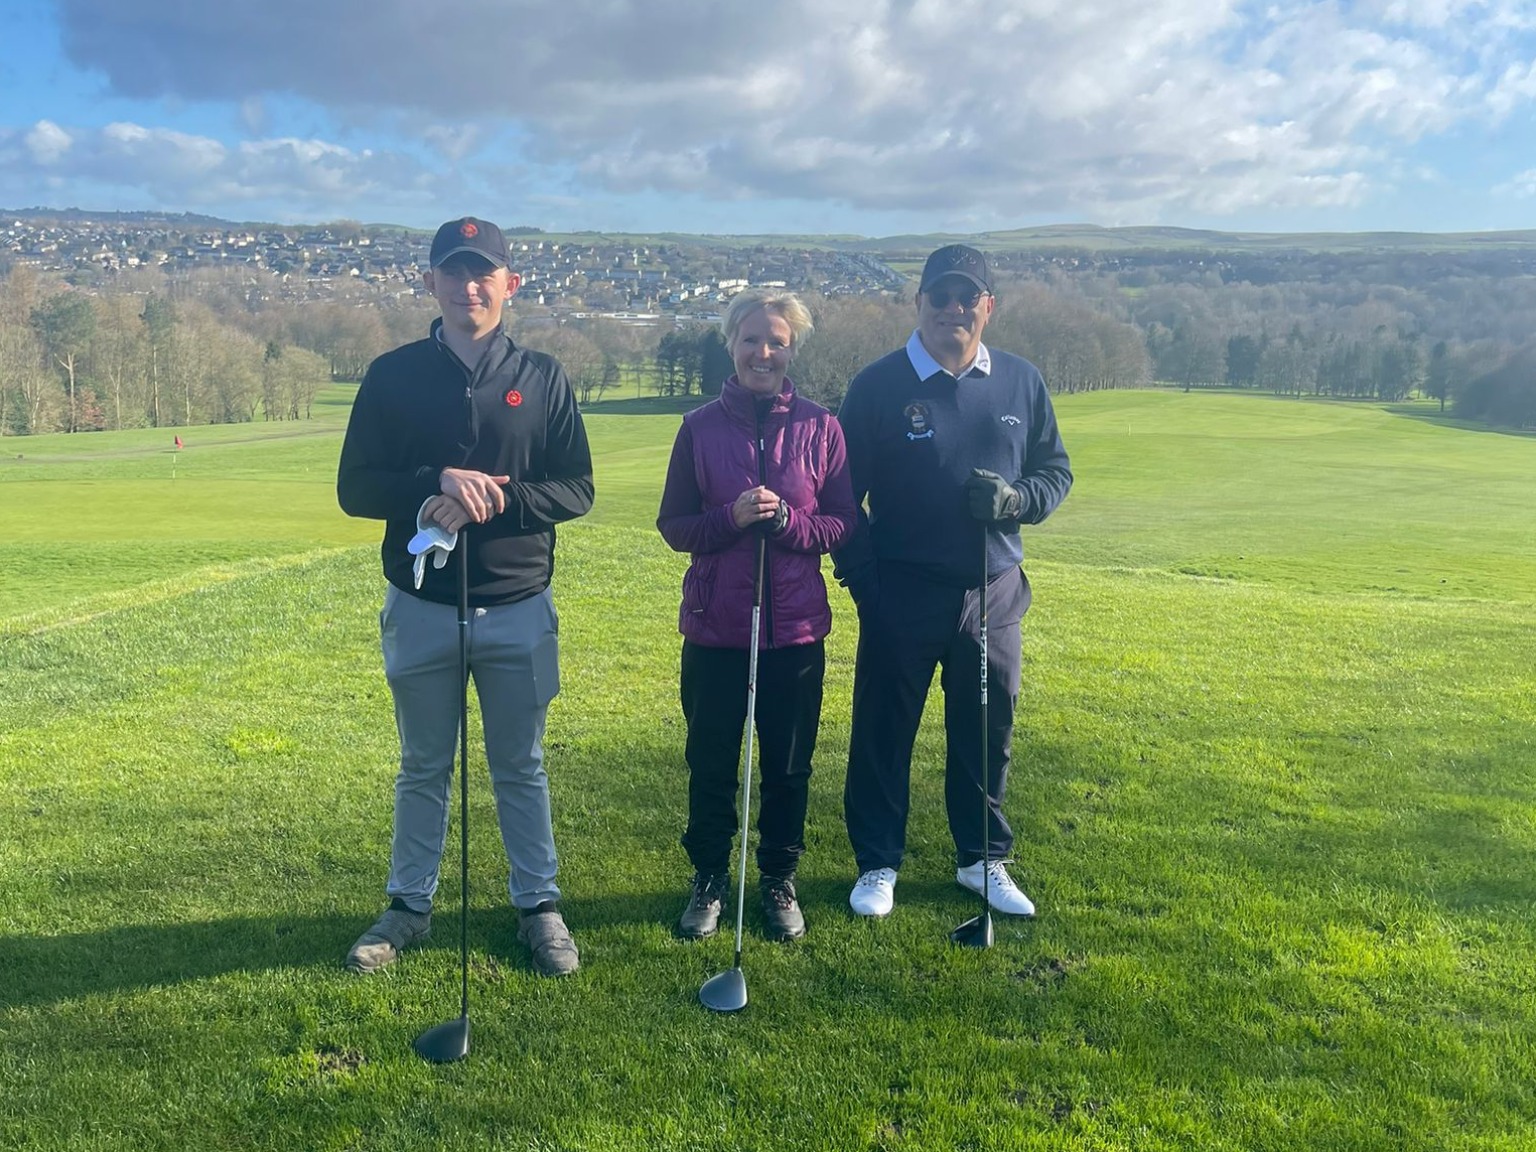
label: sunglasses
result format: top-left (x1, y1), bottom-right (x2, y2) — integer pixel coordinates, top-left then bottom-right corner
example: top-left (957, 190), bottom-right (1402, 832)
top-left (925, 285), bottom-right (985, 309)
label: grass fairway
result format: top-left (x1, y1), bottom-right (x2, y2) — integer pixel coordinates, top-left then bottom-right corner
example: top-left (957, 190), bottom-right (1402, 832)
top-left (2, 389), bottom-right (1535, 1150)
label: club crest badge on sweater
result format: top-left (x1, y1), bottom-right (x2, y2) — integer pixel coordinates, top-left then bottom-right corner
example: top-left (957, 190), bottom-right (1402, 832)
top-left (904, 402), bottom-right (934, 441)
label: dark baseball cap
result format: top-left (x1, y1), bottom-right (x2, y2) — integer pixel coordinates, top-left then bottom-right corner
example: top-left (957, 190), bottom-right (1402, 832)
top-left (918, 244), bottom-right (993, 294)
top-left (429, 217), bottom-right (509, 269)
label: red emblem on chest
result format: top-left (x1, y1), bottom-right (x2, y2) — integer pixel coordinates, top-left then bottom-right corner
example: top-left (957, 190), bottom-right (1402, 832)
top-left (505, 389), bottom-right (523, 407)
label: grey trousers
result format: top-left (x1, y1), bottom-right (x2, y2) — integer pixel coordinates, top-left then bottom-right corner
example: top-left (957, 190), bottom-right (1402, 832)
top-left (379, 583), bottom-right (563, 912)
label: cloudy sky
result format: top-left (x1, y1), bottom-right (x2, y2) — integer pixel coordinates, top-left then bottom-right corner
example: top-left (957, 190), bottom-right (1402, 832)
top-left (1, 0), bottom-right (1534, 236)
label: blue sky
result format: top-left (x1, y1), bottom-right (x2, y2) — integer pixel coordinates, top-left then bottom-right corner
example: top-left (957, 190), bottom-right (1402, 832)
top-left (2, 0), bottom-right (1534, 236)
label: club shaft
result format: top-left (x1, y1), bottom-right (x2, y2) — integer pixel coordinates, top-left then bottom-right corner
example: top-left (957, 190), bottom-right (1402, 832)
top-left (458, 536), bottom-right (470, 1019)
top-left (731, 536), bottom-right (766, 961)
top-left (979, 532), bottom-right (990, 913)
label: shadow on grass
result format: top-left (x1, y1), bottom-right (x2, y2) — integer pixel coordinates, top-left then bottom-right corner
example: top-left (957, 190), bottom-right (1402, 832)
top-left (1384, 403), bottom-right (1536, 438)
top-left (0, 877), bottom-right (1024, 1011)
top-left (0, 897), bottom-right (637, 1009)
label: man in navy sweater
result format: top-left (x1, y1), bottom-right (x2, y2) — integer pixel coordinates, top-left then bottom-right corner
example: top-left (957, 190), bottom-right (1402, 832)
top-left (833, 244), bottom-right (1073, 919)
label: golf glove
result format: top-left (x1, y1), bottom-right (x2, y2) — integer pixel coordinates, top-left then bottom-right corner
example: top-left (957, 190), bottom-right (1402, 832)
top-left (965, 468), bottom-right (1023, 523)
top-left (408, 498), bottom-right (459, 589)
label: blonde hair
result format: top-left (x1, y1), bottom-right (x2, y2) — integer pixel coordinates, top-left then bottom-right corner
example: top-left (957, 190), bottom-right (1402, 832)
top-left (721, 289), bottom-right (814, 352)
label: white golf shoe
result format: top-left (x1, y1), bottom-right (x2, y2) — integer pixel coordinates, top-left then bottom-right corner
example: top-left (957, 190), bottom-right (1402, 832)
top-left (849, 867), bottom-right (898, 917)
top-left (956, 860), bottom-right (1036, 916)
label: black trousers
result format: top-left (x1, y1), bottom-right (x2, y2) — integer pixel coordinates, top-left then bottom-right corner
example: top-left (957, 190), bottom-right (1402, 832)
top-left (844, 565), bottom-right (1029, 873)
top-left (679, 639), bottom-right (825, 878)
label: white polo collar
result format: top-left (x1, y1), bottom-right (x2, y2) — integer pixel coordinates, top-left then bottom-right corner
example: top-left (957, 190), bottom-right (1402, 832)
top-left (906, 329), bottom-right (991, 381)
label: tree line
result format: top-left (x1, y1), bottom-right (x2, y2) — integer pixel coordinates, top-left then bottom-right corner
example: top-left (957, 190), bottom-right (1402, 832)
top-left (0, 265), bottom-right (356, 434)
top-left (1035, 248), bottom-right (1536, 427)
top-left (6, 242), bottom-right (1535, 434)
top-left (601, 286), bottom-right (1153, 409)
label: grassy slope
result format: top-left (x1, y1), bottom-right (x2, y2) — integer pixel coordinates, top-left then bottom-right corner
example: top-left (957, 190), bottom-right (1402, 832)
top-left (0, 387), bottom-right (376, 621)
top-left (2, 391), bottom-right (1535, 1150)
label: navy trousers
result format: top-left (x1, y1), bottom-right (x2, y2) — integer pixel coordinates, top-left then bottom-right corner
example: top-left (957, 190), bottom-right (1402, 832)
top-left (844, 564), bottom-right (1029, 874)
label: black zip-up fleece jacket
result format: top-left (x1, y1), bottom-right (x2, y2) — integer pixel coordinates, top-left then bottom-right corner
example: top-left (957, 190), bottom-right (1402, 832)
top-left (337, 319), bottom-right (594, 606)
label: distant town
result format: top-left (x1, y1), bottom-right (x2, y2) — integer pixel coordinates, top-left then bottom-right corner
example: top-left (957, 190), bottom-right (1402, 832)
top-left (6, 207), bottom-right (1536, 434)
top-left (0, 210), bottom-right (911, 323)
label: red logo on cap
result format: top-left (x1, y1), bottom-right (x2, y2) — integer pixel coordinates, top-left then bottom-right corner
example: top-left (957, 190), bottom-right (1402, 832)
top-left (505, 389), bottom-right (523, 407)
top-left (460, 221), bottom-right (479, 239)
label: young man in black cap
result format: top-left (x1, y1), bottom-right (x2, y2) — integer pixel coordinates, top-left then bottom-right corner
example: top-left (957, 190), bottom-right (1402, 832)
top-left (833, 244), bottom-right (1073, 920)
top-left (338, 216), bottom-right (593, 976)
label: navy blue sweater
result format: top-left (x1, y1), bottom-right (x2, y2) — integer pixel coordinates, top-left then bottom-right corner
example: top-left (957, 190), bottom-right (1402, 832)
top-left (832, 346), bottom-right (1072, 588)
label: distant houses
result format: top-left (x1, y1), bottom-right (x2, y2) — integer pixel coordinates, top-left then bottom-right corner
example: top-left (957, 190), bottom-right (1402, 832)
top-left (1, 214), bottom-right (910, 323)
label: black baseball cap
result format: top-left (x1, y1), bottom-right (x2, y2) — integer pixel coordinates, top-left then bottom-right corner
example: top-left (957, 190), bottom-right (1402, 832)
top-left (429, 217), bottom-right (509, 269)
top-left (918, 244), bottom-right (993, 294)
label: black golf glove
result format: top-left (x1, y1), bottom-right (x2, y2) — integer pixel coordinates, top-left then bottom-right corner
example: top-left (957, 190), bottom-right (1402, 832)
top-left (769, 501), bottom-right (789, 535)
top-left (965, 468), bottom-right (1023, 523)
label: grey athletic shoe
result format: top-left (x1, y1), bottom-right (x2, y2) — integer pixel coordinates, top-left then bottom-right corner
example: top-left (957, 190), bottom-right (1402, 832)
top-left (345, 905), bottom-right (431, 973)
top-left (759, 875), bottom-right (806, 941)
top-left (517, 903), bottom-right (580, 977)
top-left (677, 872), bottom-right (729, 940)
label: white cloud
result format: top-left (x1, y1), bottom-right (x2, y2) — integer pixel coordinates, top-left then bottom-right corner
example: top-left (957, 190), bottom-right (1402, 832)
top-left (0, 120), bottom-right (437, 217)
top-left (1493, 167), bottom-right (1536, 197)
top-left (25, 120), bottom-right (73, 164)
top-left (1487, 59), bottom-right (1536, 118)
top-left (418, 124), bottom-right (482, 163)
top-left (42, 0), bottom-right (1536, 225)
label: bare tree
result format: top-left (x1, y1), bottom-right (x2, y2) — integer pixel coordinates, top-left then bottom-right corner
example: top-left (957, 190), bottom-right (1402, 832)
top-left (141, 294), bottom-right (176, 428)
top-left (584, 318), bottom-right (654, 400)
top-left (281, 346), bottom-right (328, 419)
top-left (788, 294), bottom-right (910, 406)
top-left (31, 290), bottom-right (97, 432)
top-left (0, 266), bottom-right (54, 434)
top-left (535, 325), bottom-right (607, 404)
top-left (988, 282), bottom-right (1148, 393)
top-left (93, 294), bottom-right (147, 430)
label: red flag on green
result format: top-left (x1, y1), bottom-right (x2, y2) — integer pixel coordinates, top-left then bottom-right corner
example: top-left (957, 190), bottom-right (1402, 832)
top-left (174, 435), bottom-right (183, 449)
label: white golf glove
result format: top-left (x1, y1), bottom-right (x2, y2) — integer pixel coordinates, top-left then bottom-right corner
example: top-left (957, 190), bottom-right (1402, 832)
top-left (408, 498), bottom-right (459, 589)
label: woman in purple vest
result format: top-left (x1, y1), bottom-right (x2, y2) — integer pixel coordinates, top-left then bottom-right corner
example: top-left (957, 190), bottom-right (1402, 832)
top-left (657, 289), bottom-right (857, 941)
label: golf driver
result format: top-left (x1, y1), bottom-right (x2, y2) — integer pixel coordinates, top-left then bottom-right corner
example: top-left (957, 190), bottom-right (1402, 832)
top-left (699, 532), bottom-right (767, 1013)
top-left (413, 533), bottom-right (472, 1062)
top-left (951, 530), bottom-right (995, 949)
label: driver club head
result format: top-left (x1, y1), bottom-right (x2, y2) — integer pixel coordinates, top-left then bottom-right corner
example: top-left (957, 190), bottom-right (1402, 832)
top-left (412, 1015), bottom-right (470, 1063)
top-left (699, 966), bottom-right (748, 1014)
top-left (949, 912), bottom-right (995, 949)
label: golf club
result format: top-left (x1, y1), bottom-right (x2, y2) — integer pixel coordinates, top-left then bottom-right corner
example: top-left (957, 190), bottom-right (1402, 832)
top-left (413, 533), bottom-right (472, 1062)
top-left (699, 532), bottom-right (767, 1013)
top-left (951, 529), bottom-right (995, 949)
